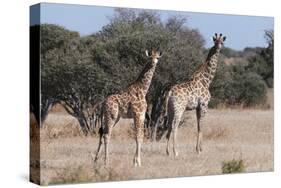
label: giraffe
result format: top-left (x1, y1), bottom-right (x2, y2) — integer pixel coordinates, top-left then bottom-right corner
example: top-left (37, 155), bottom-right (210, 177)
top-left (94, 49), bottom-right (162, 166)
top-left (156, 33), bottom-right (226, 157)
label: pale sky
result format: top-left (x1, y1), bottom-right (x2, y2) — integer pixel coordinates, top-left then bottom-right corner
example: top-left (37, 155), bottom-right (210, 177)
top-left (30, 3), bottom-right (274, 50)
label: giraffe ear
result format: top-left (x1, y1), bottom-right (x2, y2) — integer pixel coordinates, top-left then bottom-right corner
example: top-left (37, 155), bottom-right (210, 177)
top-left (222, 36), bottom-right (226, 41)
top-left (145, 50), bottom-right (151, 57)
top-left (158, 51), bottom-right (163, 57)
top-left (213, 36), bottom-right (216, 42)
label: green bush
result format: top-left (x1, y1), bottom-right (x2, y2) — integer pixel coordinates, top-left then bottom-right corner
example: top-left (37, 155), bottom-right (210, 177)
top-left (226, 63), bottom-right (267, 106)
top-left (222, 159), bottom-right (245, 174)
top-left (210, 61), bottom-right (267, 108)
top-left (246, 55), bottom-right (273, 88)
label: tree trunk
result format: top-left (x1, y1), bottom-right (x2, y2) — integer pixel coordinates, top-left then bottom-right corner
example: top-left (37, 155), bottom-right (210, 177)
top-left (41, 99), bottom-right (58, 127)
top-left (77, 116), bottom-right (90, 135)
top-left (41, 102), bottom-right (53, 126)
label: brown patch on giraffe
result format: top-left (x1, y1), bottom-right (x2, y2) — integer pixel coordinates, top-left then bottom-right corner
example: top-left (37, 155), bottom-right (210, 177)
top-left (112, 95), bottom-right (119, 100)
top-left (133, 103), bottom-right (142, 110)
top-left (111, 108), bottom-right (118, 115)
top-left (106, 101), bottom-right (112, 107)
top-left (201, 87), bottom-right (205, 93)
top-left (203, 73), bottom-right (209, 79)
top-left (113, 103), bottom-right (118, 109)
top-left (201, 79), bottom-right (208, 87)
top-left (189, 95), bottom-right (194, 101)
top-left (173, 85), bottom-right (179, 90)
top-left (182, 83), bottom-right (188, 88)
top-left (175, 89), bottom-right (182, 96)
top-left (202, 92), bottom-right (206, 98)
top-left (176, 93), bottom-right (184, 100)
top-left (122, 93), bottom-right (128, 98)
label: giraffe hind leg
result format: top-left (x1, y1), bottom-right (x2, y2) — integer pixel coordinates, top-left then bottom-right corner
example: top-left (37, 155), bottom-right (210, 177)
top-left (94, 127), bottom-right (103, 163)
top-left (166, 97), bottom-right (176, 156)
top-left (172, 117), bottom-right (180, 158)
top-left (166, 126), bottom-right (172, 156)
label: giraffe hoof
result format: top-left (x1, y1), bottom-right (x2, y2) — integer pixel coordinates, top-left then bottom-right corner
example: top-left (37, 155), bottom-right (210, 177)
top-left (91, 153), bottom-right (98, 163)
top-left (166, 150), bottom-right (170, 156)
top-left (134, 162), bottom-right (141, 167)
top-left (133, 157), bottom-right (141, 167)
top-left (196, 147), bottom-right (203, 154)
top-left (104, 159), bottom-right (109, 167)
top-left (94, 157), bottom-right (98, 163)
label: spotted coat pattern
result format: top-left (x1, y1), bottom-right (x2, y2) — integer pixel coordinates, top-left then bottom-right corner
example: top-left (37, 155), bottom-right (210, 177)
top-left (162, 34), bottom-right (226, 157)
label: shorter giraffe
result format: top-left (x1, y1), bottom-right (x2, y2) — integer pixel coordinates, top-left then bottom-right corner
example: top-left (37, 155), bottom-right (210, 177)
top-left (94, 49), bottom-right (162, 166)
top-left (155, 33), bottom-right (226, 157)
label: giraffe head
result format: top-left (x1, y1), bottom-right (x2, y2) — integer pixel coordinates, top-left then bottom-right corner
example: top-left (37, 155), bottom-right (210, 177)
top-left (145, 49), bottom-right (162, 64)
top-left (212, 33), bottom-right (226, 50)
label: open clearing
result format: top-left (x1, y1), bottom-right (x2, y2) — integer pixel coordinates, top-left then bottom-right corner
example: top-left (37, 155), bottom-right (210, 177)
top-left (30, 107), bottom-right (273, 185)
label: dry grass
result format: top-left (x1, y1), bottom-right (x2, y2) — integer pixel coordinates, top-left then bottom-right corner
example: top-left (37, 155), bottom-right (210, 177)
top-left (41, 113), bottom-right (84, 139)
top-left (31, 107), bottom-right (274, 185)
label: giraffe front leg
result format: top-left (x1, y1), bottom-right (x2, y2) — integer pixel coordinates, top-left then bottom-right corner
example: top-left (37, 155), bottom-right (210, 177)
top-left (172, 127), bottom-right (179, 157)
top-left (166, 118), bottom-right (180, 157)
top-left (196, 131), bottom-right (203, 154)
top-left (133, 113), bottom-right (144, 167)
top-left (94, 127), bottom-right (103, 163)
top-left (172, 113), bottom-right (183, 158)
top-left (103, 119), bottom-right (114, 166)
top-left (196, 105), bottom-right (207, 154)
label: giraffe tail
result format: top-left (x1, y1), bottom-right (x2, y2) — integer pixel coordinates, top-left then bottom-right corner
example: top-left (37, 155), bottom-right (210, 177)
top-left (98, 102), bottom-right (104, 137)
top-left (162, 86), bottom-right (172, 118)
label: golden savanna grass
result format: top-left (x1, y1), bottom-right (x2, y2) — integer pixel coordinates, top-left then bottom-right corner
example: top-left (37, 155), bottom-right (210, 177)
top-left (30, 105), bottom-right (273, 185)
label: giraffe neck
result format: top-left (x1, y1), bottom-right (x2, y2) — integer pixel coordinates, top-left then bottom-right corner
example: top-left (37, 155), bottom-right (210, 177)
top-left (203, 46), bottom-right (220, 87)
top-left (135, 62), bottom-right (157, 94)
top-left (190, 46), bottom-right (220, 89)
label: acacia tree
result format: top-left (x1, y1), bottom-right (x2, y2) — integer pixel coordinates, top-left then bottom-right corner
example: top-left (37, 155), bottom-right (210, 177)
top-left (40, 24), bottom-right (80, 125)
top-left (245, 30), bottom-right (274, 88)
top-left (40, 24), bottom-right (102, 133)
top-left (261, 30), bottom-right (274, 87)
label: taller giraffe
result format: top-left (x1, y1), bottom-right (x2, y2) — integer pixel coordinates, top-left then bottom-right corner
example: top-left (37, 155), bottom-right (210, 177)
top-left (157, 33), bottom-right (226, 156)
top-left (94, 49), bottom-right (162, 166)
